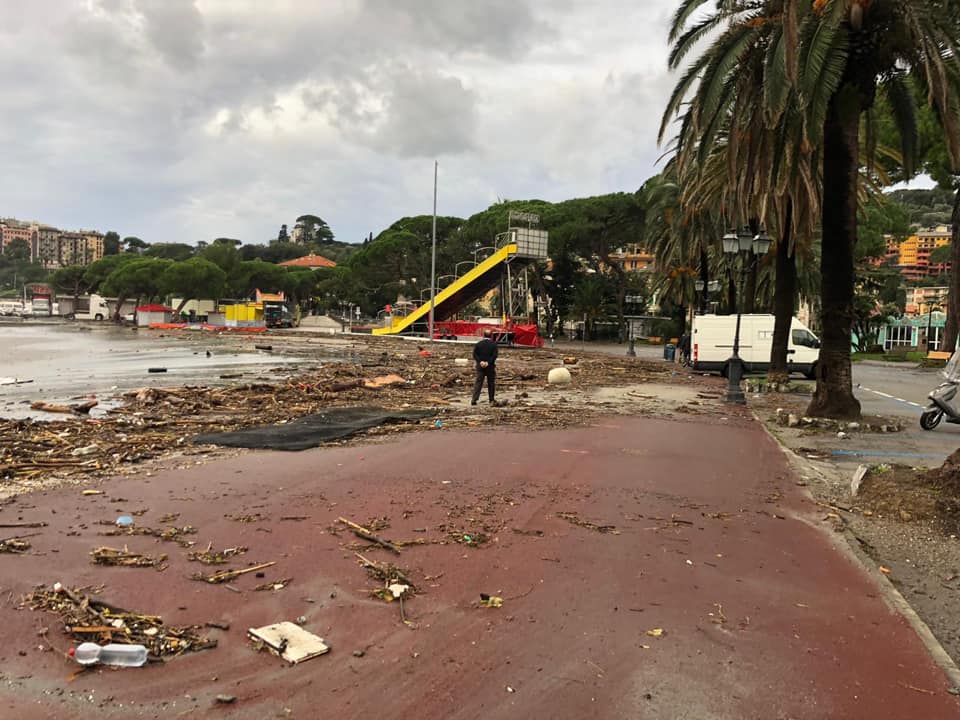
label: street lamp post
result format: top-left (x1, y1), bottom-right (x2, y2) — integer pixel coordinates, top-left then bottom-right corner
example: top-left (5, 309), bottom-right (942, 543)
top-left (721, 226), bottom-right (772, 404)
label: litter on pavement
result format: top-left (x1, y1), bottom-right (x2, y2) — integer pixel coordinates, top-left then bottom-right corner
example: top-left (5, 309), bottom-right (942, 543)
top-left (248, 621), bottom-right (330, 664)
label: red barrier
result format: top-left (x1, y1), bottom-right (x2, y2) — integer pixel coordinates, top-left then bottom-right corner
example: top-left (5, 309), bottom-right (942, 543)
top-left (434, 321), bottom-right (544, 348)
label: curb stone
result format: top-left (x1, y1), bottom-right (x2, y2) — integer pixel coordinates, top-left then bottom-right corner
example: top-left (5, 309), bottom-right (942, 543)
top-left (755, 411), bottom-right (960, 689)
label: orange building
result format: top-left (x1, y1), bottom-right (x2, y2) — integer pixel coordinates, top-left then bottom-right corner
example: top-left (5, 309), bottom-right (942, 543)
top-left (611, 243), bottom-right (653, 272)
top-left (896, 226), bottom-right (951, 281)
top-left (0, 222), bottom-right (35, 253)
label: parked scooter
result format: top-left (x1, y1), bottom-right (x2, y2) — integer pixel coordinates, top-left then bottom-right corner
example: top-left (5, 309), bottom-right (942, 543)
top-left (920, 351), bottom-right (960, 430)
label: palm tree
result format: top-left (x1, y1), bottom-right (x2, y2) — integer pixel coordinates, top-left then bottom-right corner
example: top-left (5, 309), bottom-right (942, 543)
top-left (663, 0), bottom-right (960, 418)
top-left (799, 1), bottom-right (960, 417)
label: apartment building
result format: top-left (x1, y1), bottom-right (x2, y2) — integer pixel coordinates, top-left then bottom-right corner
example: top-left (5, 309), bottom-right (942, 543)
top-left (34, 226), bottom-right (62, 267)
top-left (897, 226), bottom-right (951, 281)
top-left (0, 220), bottom-right (35, 252)
top-left (905, 286), bottom-right (949, 316)
top-left (611, 243), bottom-right (654, 272)
top-left (57, 231), bottom-right (104, 267)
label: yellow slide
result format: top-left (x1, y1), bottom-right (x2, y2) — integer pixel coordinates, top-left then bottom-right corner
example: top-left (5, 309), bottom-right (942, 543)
top-left (373, 243), bottom-right (518, 336)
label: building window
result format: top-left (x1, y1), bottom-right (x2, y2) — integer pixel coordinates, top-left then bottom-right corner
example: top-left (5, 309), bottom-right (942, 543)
top-left (884, 325), bottom-right (913, 350)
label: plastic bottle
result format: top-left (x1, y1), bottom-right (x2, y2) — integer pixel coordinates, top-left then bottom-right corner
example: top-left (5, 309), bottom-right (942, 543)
top-left (71, 642), bottom-right (148, 667)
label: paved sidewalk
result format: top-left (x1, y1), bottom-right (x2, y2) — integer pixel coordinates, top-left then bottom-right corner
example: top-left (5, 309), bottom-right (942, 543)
top-left (0, 413), bottom-right (956, 719)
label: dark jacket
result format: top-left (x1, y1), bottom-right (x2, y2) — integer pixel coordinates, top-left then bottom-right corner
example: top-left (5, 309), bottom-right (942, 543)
top-left (473, 337), bottom-right (498, 366)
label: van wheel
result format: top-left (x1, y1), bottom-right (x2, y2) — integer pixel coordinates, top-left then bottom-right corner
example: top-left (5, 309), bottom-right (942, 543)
top-left (94, 313), bottom-right (104, 321)
top-left (804, 363), bottom-right (817, 380)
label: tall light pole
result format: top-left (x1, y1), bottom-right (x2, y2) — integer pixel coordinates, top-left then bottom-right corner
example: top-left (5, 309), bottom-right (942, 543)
top-left (428, 161), bottom-right (438, 342)
top-left (722, 226), bottom-right (772, 404)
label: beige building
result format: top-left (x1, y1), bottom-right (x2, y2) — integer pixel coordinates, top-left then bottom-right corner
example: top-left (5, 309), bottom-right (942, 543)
top-left (34, 226), bottom-right (63, 267)
top-left (3, 216), bottom-right (105, 267)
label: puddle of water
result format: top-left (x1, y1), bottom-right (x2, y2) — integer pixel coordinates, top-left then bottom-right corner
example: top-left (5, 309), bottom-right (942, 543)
top-left (0, 323), bottom-right (338, 419)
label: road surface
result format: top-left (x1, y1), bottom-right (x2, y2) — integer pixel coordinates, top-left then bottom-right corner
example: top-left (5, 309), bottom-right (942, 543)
top-left (0, 412), bottom-right (956, 719)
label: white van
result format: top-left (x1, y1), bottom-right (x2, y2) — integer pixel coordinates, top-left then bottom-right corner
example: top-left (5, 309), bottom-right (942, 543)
top-left (0, 301), bottom-right (24, 316)
top-left (692, 314), bottom-right (820, 378)
top-left (74, 294), bottom-right (111, 321)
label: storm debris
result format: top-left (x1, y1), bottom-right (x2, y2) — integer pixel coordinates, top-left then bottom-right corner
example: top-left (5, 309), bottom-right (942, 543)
top-left (0, 337), bottom-right (684, 489)
top-left (338, 516), bottom-right (400, 554)
top-left (254, 577), bottom-right (292, 592)
top-left (192, 561), bottom-right (277, 584)
top-left (100, 525), bottom-right (198, 547)
top-left (26, 585), bottom-right (215, 657)
top-left (90, 546), bottom-right (168, 569)
top-left (188, 542), bottom-right (248, 565)
top-left (556, 511), bottom-right (620, 535)
top-left (354, 552), bottom-right (415, 590)
top-left (226, 513), bottom-right (268, 523)
top-left (0, 535), bottom-right (34, 553)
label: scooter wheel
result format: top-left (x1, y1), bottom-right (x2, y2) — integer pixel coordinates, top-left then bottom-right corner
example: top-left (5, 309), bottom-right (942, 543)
top-left (920, 409), bottom-right (944, 431)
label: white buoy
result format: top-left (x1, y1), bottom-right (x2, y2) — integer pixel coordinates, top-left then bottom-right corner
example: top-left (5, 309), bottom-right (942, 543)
top-left (548, 367), bottom-right (572, 385)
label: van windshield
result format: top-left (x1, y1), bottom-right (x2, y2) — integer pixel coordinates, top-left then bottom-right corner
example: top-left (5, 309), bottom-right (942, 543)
top-left (792, 329), bottom-right (820, 348)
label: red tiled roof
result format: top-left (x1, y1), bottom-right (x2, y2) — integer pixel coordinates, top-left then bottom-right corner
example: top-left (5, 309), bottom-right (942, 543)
top-left (278, 253), bottom-right (337, 268)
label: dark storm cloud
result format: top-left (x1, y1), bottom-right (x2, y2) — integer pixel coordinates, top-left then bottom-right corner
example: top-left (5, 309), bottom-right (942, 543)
top-left (0, 0), bottom-right (683, 246)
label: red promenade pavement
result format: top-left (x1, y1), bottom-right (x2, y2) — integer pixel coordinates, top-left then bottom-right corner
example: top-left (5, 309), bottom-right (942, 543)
top-left (0, 413), bottom-right (956, 719)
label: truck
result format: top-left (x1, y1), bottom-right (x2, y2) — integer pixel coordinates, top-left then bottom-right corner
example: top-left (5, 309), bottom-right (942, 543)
top-left (691, 314), bottom-right (820, 378)
top-left (71, 294), bottom-right (111, 321)
top-left (30, 294), bottom-right (52, 317)
top-left (263, 300), bottom-right (295, 328)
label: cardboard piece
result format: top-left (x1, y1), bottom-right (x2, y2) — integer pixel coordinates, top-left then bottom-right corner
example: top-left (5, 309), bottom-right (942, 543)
top-left (248, 621), bottom-right (330, 664)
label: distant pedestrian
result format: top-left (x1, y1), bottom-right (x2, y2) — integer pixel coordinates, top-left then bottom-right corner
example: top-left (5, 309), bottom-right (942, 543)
top-left (680, 332), bottom-right (691, 366)
top-left (471, 329), bottom-right (498, 405)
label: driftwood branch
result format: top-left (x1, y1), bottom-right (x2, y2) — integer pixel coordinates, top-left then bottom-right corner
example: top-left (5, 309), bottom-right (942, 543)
top-left (338, 517), bottom-right (400, 554)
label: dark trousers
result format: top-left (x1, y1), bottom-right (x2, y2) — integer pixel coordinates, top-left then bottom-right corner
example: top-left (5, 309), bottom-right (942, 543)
top-left (472, 365), bottom-right (496, 403)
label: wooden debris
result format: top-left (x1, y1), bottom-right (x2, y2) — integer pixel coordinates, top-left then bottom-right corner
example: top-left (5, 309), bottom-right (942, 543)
top-left (338, 517), bottom-right (400, 554)
top-left (0, 340), bottom-right (678, 488)
top-left (28, 399), bottom-right (98, 414)
top-left (192, 561), bottom-right (276, 584)
top-left (0, 521), bottom-right (47, 529)
top-left (188, 543), bottom-right (248, 565)
top-left (90, 546), bottom-right (168, 568)
top-left (100, 525), bottom-right (198, 547)
top-left (226, 513), bottom-right (267, 523)
top-left (0, 534), bottom-right (35, 553)
top-left (254, 577), bottom-right (292, 591)
top-left (556, 511), bottom-right (620, 535)
top-left (362, 374), bottom-right (406, 389)
top-left (26, 585), bottom-right (215, 657)
top-left (354, 552), bottom-right (415, 589)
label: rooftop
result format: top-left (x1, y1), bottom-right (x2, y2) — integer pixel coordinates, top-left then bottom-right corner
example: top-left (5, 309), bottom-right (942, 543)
top-left (278, 253), bottom-right (337, 269)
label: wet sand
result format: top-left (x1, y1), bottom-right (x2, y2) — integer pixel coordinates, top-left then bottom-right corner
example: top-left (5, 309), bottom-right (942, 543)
top-left (0, 321), bottom-right (325, 419)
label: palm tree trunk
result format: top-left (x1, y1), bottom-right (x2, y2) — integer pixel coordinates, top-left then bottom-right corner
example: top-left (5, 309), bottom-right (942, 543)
top-left (806, 94), bottom-right (862, 419)
top-left (699, 249), bottom-right (709, 314)
top-left (768, 201), bottom-right (795, 384)
top-left (942, 186), bottom-right (960, 353)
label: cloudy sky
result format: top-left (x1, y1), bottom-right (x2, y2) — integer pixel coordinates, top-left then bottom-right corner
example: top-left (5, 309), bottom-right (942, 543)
top-left (1, 0), bottom-right (684, 246)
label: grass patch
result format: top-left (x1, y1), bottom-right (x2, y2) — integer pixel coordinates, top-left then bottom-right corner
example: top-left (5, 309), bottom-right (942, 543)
top-left (851, 351), bottom-right (925, 363)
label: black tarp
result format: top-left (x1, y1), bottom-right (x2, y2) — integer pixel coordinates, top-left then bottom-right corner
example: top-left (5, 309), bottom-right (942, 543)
top-left (192, 407), bottom-right (436, 451)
